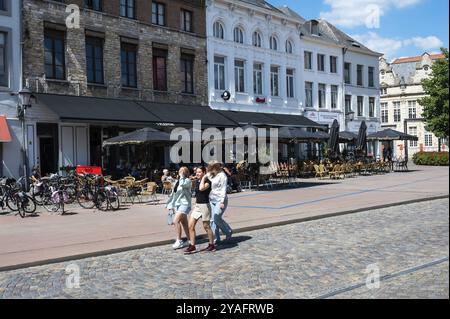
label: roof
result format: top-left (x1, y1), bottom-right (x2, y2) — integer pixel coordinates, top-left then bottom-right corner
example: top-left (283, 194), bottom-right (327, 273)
top-left (300, 19), bottom-right (383, 56)
top-left (392, 53), bottom-right (446, 64)
top-left (238, 0), bottom-right (282, 13)
top-left (277, 6), bottom-right (306, 23)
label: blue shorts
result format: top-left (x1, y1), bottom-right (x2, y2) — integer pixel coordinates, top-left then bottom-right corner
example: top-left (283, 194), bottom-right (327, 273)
top-left (174, 205), bottom-right (191, 215)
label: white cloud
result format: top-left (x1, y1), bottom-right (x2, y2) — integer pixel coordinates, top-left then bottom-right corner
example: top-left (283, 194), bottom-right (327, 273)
top-left (403, 36), bottom-right (444, 51)
top-left (320, 0), bottom-right (421, 28)
top-left (351, 32), bottom-right (444, 59)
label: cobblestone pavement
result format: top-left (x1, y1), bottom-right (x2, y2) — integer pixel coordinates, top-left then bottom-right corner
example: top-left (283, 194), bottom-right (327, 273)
top-left (0, 199), bottom-right (448, 299)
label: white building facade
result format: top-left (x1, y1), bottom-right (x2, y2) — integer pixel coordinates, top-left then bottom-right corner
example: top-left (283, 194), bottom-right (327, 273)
top-left (206, 0), bottom-right (305, 115)
top-left (0, 0), bottom-right (23, 178)
top-left (379, 53), bottom-right (447, 158)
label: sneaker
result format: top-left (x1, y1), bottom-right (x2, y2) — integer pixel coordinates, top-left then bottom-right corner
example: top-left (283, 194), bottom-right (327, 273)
top-left (204, 244), bottom-right (216, 252)
top-left (172, 240), bottom-right (184, 250)
top-left (184, 245), bottom-right (197, 255)
top-left (225, 230), bottom-right (233, 241)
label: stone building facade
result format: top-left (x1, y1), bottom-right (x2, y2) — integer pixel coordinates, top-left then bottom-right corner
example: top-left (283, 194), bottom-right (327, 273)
top-left (20, 0), bottom-right (208, 176)
top-left (379, 53), bottom-right (446, 158)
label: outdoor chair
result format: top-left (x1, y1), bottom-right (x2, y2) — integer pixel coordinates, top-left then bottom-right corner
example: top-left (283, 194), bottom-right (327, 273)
top-left (330, 164), bottom-right (343, 179)
top-left (141, 182), bottom-right (159, 205)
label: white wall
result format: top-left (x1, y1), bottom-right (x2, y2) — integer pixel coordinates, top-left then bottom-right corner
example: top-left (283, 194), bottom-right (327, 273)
top-left (1, 0), bottom-right (23, 178)
top-left (207, 0), bottom-right (303, 115)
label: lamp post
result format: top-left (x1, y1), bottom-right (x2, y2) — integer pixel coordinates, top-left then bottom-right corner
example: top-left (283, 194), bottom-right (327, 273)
top-left (17, 87), bottom-right (33, 190)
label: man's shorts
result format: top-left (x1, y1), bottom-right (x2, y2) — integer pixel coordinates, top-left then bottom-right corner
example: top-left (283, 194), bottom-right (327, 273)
top-left (191, 203), bottom-right (211, 222)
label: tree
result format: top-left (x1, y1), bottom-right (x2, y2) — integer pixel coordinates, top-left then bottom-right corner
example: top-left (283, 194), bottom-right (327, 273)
top-left (419, 48), bottom-right (449, 143)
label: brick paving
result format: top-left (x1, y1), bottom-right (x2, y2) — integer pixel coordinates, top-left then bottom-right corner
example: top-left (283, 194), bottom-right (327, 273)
top-left (0, 198), bottom-right (448, 299)
top-left (0, 165), bottom-right (448, 270)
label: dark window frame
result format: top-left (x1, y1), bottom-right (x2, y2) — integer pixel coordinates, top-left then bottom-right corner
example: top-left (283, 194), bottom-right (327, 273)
top-left (44, 29), bottom-right (66, 80)
top-left (121, 42), bottom-right (138, 88)
top-left (180, 54), bottom-right (194, 94)
top-left (120, 0), bottom-right (135, 19)
top-left (152, 2), bottom-right (166, 26)
top-left (84, 0), bottom-right (102, 11)
top-left (181, 9), bottom-right (193, 32)
top-left (152, 48), bottom-right (167, 91)
top-left (85, 36), bottom-right (104, 84)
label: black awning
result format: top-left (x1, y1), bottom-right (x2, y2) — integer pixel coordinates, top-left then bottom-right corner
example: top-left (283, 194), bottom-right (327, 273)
top-left (36, 94), bottom-right (161, 124)
top-left (217, 110), bottom-right (325, 128)
top-left (137, 101), bottom-right (236, 127)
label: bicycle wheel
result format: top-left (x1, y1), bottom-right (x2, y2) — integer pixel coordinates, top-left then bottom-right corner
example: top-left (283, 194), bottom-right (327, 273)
top-left (6, 195), bottom-right (19, 212)
top-left (108, 193), bottom-right (120, 211)
top-left (43, 197), bottom-right (60, 213)
top-left (96, 192), bottom-right (109, 211)
top-left (21, 195), bottom-right (37, 215)
top-left (65, 186), bottom-right (77, 204)
top-left (77, 190), bottom-right (95, 209)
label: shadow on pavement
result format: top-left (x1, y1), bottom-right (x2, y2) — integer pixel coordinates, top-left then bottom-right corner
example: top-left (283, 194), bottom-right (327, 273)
top-left (216, 235), bottom-right (253, 251)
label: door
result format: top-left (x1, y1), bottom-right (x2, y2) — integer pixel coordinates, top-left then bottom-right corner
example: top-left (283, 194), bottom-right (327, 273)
top-left (40, 137), bottom-right (57, 176)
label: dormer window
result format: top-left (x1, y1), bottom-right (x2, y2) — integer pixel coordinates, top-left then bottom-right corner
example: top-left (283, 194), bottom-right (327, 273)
top-left (423, 65), bottom-right (429, 71)
top-left (311, 20), bottom-right (319, 36)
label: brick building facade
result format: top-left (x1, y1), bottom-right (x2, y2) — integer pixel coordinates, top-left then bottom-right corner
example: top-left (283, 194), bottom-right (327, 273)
top-left (20, 0), bottom-right (208, 176)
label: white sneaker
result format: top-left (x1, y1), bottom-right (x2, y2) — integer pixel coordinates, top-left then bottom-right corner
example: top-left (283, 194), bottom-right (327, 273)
top-left (172, 240), bottom-right (184, 250)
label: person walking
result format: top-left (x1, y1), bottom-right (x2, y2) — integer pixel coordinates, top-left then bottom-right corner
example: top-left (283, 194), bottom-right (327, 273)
top-left (208, 161), bottom-right (233, 244)
top-left (184, 167), bottom-right (216, 254)
top-left (166, 167), bottom-right (192, 250)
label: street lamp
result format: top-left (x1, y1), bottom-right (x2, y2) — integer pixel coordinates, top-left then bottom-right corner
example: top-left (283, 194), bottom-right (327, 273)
top-left (17, 87), bottom-right (33, 190)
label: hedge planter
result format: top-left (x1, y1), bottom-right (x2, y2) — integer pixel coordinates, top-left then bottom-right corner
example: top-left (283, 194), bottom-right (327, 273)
top-left (413, 152), bottom-right (449, 166)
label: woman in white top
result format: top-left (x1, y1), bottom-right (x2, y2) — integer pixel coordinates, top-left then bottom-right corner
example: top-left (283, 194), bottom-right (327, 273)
top-left (207, 161), bottom-right (233, 244)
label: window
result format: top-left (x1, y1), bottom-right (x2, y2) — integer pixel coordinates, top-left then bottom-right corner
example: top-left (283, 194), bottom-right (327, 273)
top-left (393, 101), bottom-right (401, 122)
top-left (311, 20), bottom-right (319, 35)
top-left (270, 36), bottom-right (278, 51)
top-left (213, 21), bottom-right (224, 39)
top-left (344, 62), bottom-right (351, 84)
top-left (381, 103), bottom-right (388, 123)
top-left (152, 2), bottom-right (165, 26)
top-left (0, 0), bottom-right (6, 11)
top-left (252, 32), bottom-right (262, 48)
top-left (121, 43), bottom-right (137, 87)
top-left (409, 127), bottom-right (418, 147)
top-left (317, 54), bottom-right (325, 72)
top-left (330, 56), bottom-right (337, 73)
top-left (85, 0), bottom-right (102, 11)
top-left (286, 69), bottom-right (295, 98)
top-left (44, 29), bottom-right (66, 80)
top-left (408, 101), bottom-right (417, 119)
top-left (153, 48), bottom-right (167, 91)
top-left (270, 66), bottom-right (279, 96)
top-left (331, 85), bottom-right (338, 109)
top-left (286, 40), bottom-right (293, 54)
top-left (381, 87), bottom-right (387, 95)
top-left (214, 56), bottom-right (225, 90)
top-left (425, 132), bottom-right (433, 147)
top-left (345, 95), bottom-right (352, 114)
top-left (368, 66), bottom-right (374, 87)
top-left (120, 0), bottom-right (135, 19)
top-left (0, 32), bottom-right (7, 87)
top-left (357, 96), bottom-right (364, 117)
top-left (357, 64), bottom-right (363, 86)
top-left (233, 27), bottom-right (244, 44)
top-left (305, 82), bottom-right (313, 108)
top-left (85, 37), bottom-right (104, 84)
top-left (369, 97), bottom-right (375, 117)
top-left (180, 54), bottom-right (194, 94)
top-left (181, 10), bottom-right (192, 32)
top-left (318, 84), bottom-right (326, 108)
top-left (234, 60), bottom-right (245, 93)
top-left (304, 51), bottom-right (312, 70)
top-left (253, 63), bottom-right (263, 95)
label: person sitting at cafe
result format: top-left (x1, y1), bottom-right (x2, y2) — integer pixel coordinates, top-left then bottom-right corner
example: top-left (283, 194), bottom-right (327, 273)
top-left (161, 169), bottom-right (174, 184)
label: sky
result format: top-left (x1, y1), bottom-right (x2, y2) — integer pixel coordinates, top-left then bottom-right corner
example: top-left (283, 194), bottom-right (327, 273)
top-left (269, 0), bottom-right (449, 61)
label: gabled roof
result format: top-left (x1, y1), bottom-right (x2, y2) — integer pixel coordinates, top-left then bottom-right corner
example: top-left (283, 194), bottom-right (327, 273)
top-left (238, 0), bottom-right (282, 13)
top-left (392, 53), bottom-right (446, 64)
top-left (277, 6), bottom-right (306, 23)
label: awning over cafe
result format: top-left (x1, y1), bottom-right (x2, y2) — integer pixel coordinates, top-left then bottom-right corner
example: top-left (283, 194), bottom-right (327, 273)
top-left (35, 94), bottom-right (161, 124)
top-left (0, 116), bottom-right (12, 143)
top-left (367, 128), bottom-right (419, 141)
